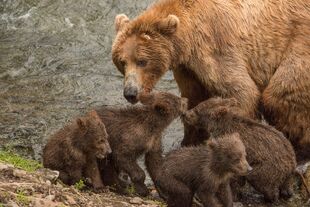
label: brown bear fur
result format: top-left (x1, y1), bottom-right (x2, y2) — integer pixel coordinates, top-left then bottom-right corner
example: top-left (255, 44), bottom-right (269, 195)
top-left (155, 133), bottom-right (251, 207)
top-left (43, 110), bottom-right (112, 190)
top-left (111, 0), bottom-right (310, 154)
top-left (95, 91), bottom-right (188, 196)
top-left (183, 97), bottom-right (297, 202)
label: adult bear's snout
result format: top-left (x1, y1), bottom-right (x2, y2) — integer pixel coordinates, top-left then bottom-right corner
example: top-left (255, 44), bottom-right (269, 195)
top-left (124, 86), bottom-right (138, 104)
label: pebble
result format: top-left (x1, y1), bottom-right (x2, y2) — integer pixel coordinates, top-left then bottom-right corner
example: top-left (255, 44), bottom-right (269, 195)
top-left (13, 169), bottom-right (27, 177)
top-left (8, 201), bottom-right (19, 207)
top-left (65, 195), bottom-right (77, 205)
top-left (129, 197), bottom-right (143, 204)
top-left (37, 168), bottom-right (59, 181)
top-left (0, 163), bottom-right (10, 171)
top-left (233, 202), bottom-right (244, 207)
top-left (45, 180), bottom-right (51, 186)
top-left (45, 194), bottom-right (55, 201)
top-left (140, 204), bottom-right (158, 207)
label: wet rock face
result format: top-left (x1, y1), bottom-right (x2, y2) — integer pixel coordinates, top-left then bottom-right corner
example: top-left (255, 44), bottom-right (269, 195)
top-left (0, 0), bottom-right (183, 160)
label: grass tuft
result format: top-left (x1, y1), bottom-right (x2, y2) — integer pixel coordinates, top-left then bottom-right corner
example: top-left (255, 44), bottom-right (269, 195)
top-left (0, 150), bottom-right (42, 172)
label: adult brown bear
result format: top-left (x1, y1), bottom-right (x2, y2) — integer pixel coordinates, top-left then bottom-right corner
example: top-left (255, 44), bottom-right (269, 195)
top-left (111, 0), bottom-right (310, 157)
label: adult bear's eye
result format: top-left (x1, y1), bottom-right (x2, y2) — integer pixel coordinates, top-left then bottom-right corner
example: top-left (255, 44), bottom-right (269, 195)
top-left (136, 60), bottom-right (147, 67)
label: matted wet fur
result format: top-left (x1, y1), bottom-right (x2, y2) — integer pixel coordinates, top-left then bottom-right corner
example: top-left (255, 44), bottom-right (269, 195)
top-left (43, 110), bottom-right (111, 190)
top-left (96, 91), bottom-right (188, 196)
top-left (155, 133), bottom-right (251, 207)
top-left (111, 0), bottom-right (310, 156)
top-left (183, 97), bottom-right (297, 202)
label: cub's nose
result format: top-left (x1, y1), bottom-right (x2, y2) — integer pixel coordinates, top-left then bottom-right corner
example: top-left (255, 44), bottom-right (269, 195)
top-left (124, 86), bottom-right (138, 104)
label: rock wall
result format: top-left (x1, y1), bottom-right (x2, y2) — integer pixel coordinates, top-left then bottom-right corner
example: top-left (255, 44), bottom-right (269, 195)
top-left (0, 0), bottom-right (183, 160)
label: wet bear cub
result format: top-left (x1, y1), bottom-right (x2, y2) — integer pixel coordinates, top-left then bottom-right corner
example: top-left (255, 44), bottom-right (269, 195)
top-left (155, 133), bottom-right (251, 207)
top-left (43, 110), bottom-right (112, 190)
top-left (95, 92), bottom-right (188, 196)
top-left (183, 97), bottom-right (297, 202)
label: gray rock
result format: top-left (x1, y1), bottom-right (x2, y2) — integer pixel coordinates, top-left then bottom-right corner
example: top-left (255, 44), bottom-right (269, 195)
top-left (130, 197), bottom-right (144, 204)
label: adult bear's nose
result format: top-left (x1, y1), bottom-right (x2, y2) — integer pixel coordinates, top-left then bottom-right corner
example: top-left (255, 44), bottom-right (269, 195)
top-left (124, 86), bottom-right (138, 104)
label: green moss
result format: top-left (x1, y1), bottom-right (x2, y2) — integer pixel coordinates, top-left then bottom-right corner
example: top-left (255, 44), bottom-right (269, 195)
top-left (0, 150), bottom-right (42, 172)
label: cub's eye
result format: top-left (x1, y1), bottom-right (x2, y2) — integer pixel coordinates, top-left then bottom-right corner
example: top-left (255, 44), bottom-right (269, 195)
top-left (136, 60), bottom-right (147, 67)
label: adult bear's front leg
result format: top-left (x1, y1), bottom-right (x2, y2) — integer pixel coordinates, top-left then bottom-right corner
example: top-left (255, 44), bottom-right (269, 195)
top-left (174, 58), bottom-right (261, 146)
top-left (173, 65), bottom-right (211, 146)
top-left (262, 40), bottom-right (310, 161)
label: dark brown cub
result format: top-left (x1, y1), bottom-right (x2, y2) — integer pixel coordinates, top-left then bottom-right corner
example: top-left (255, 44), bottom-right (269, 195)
top-left (155, 133), bottom-right (251, 207)
top-left (183, 97), bottom-right (297, 202)
top-left (96, 91), bottom-right (188, 196)
top-left (43, 110), bottom-right (111, 190)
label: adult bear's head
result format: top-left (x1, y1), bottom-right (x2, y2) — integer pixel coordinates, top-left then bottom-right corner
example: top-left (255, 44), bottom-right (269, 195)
top-left (112, 12), bottom-right (179, 104)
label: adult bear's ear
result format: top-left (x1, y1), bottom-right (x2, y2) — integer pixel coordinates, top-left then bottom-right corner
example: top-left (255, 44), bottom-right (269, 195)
top-left (156, 14), bottom-right (179, 35)
top-left (115, 14), bottom-right (130, 32)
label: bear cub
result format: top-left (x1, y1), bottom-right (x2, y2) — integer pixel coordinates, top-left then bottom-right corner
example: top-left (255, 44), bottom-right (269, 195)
top-left (43, 110), bottom-right (112, 190)
top-left (96, 91), bottom-right (188, 196)
top-left (182, 97), bottom-right (297, 202)
top-left (155, 133), bottom-right (251, 207)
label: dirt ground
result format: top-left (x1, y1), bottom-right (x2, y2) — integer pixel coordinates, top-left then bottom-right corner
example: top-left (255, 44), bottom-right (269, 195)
top-left (0, 161), bottom-right (309, 207)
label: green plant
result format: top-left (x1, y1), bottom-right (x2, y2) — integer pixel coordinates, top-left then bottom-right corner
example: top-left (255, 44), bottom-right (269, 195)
top-left (0, 150), bottom-right (42, 172)
top-left (74, 179), bottom-right (86, 190)
top-left (16, 189), bottom-right (30, 205)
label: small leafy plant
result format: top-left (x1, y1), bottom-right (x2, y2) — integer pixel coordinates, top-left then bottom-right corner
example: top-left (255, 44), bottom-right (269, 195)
top-left (74, 179), bottom-right (86, 190)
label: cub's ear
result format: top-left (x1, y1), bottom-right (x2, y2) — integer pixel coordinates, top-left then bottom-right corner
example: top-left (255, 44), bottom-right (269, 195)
top-left (88, 110), bottom-right (101, 122)
top-left (139, 92), bottom-right (155, 106)
top-left (154, 102), bottom-right (169, 115)
top-left (156, 14), bottom-right (179, 35)
top-left (77, 118), bottom-right (87, 132)
top-left (115, 14), bottom-right (130, 32)
top-left (207, 139), bottom-right (218, 150)
top-left (182, 110), bottom-right (199, 125)
top-left (210, 107), bottom-right (228, 119)
top-left (221, 98), bottom-right (238, 107)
